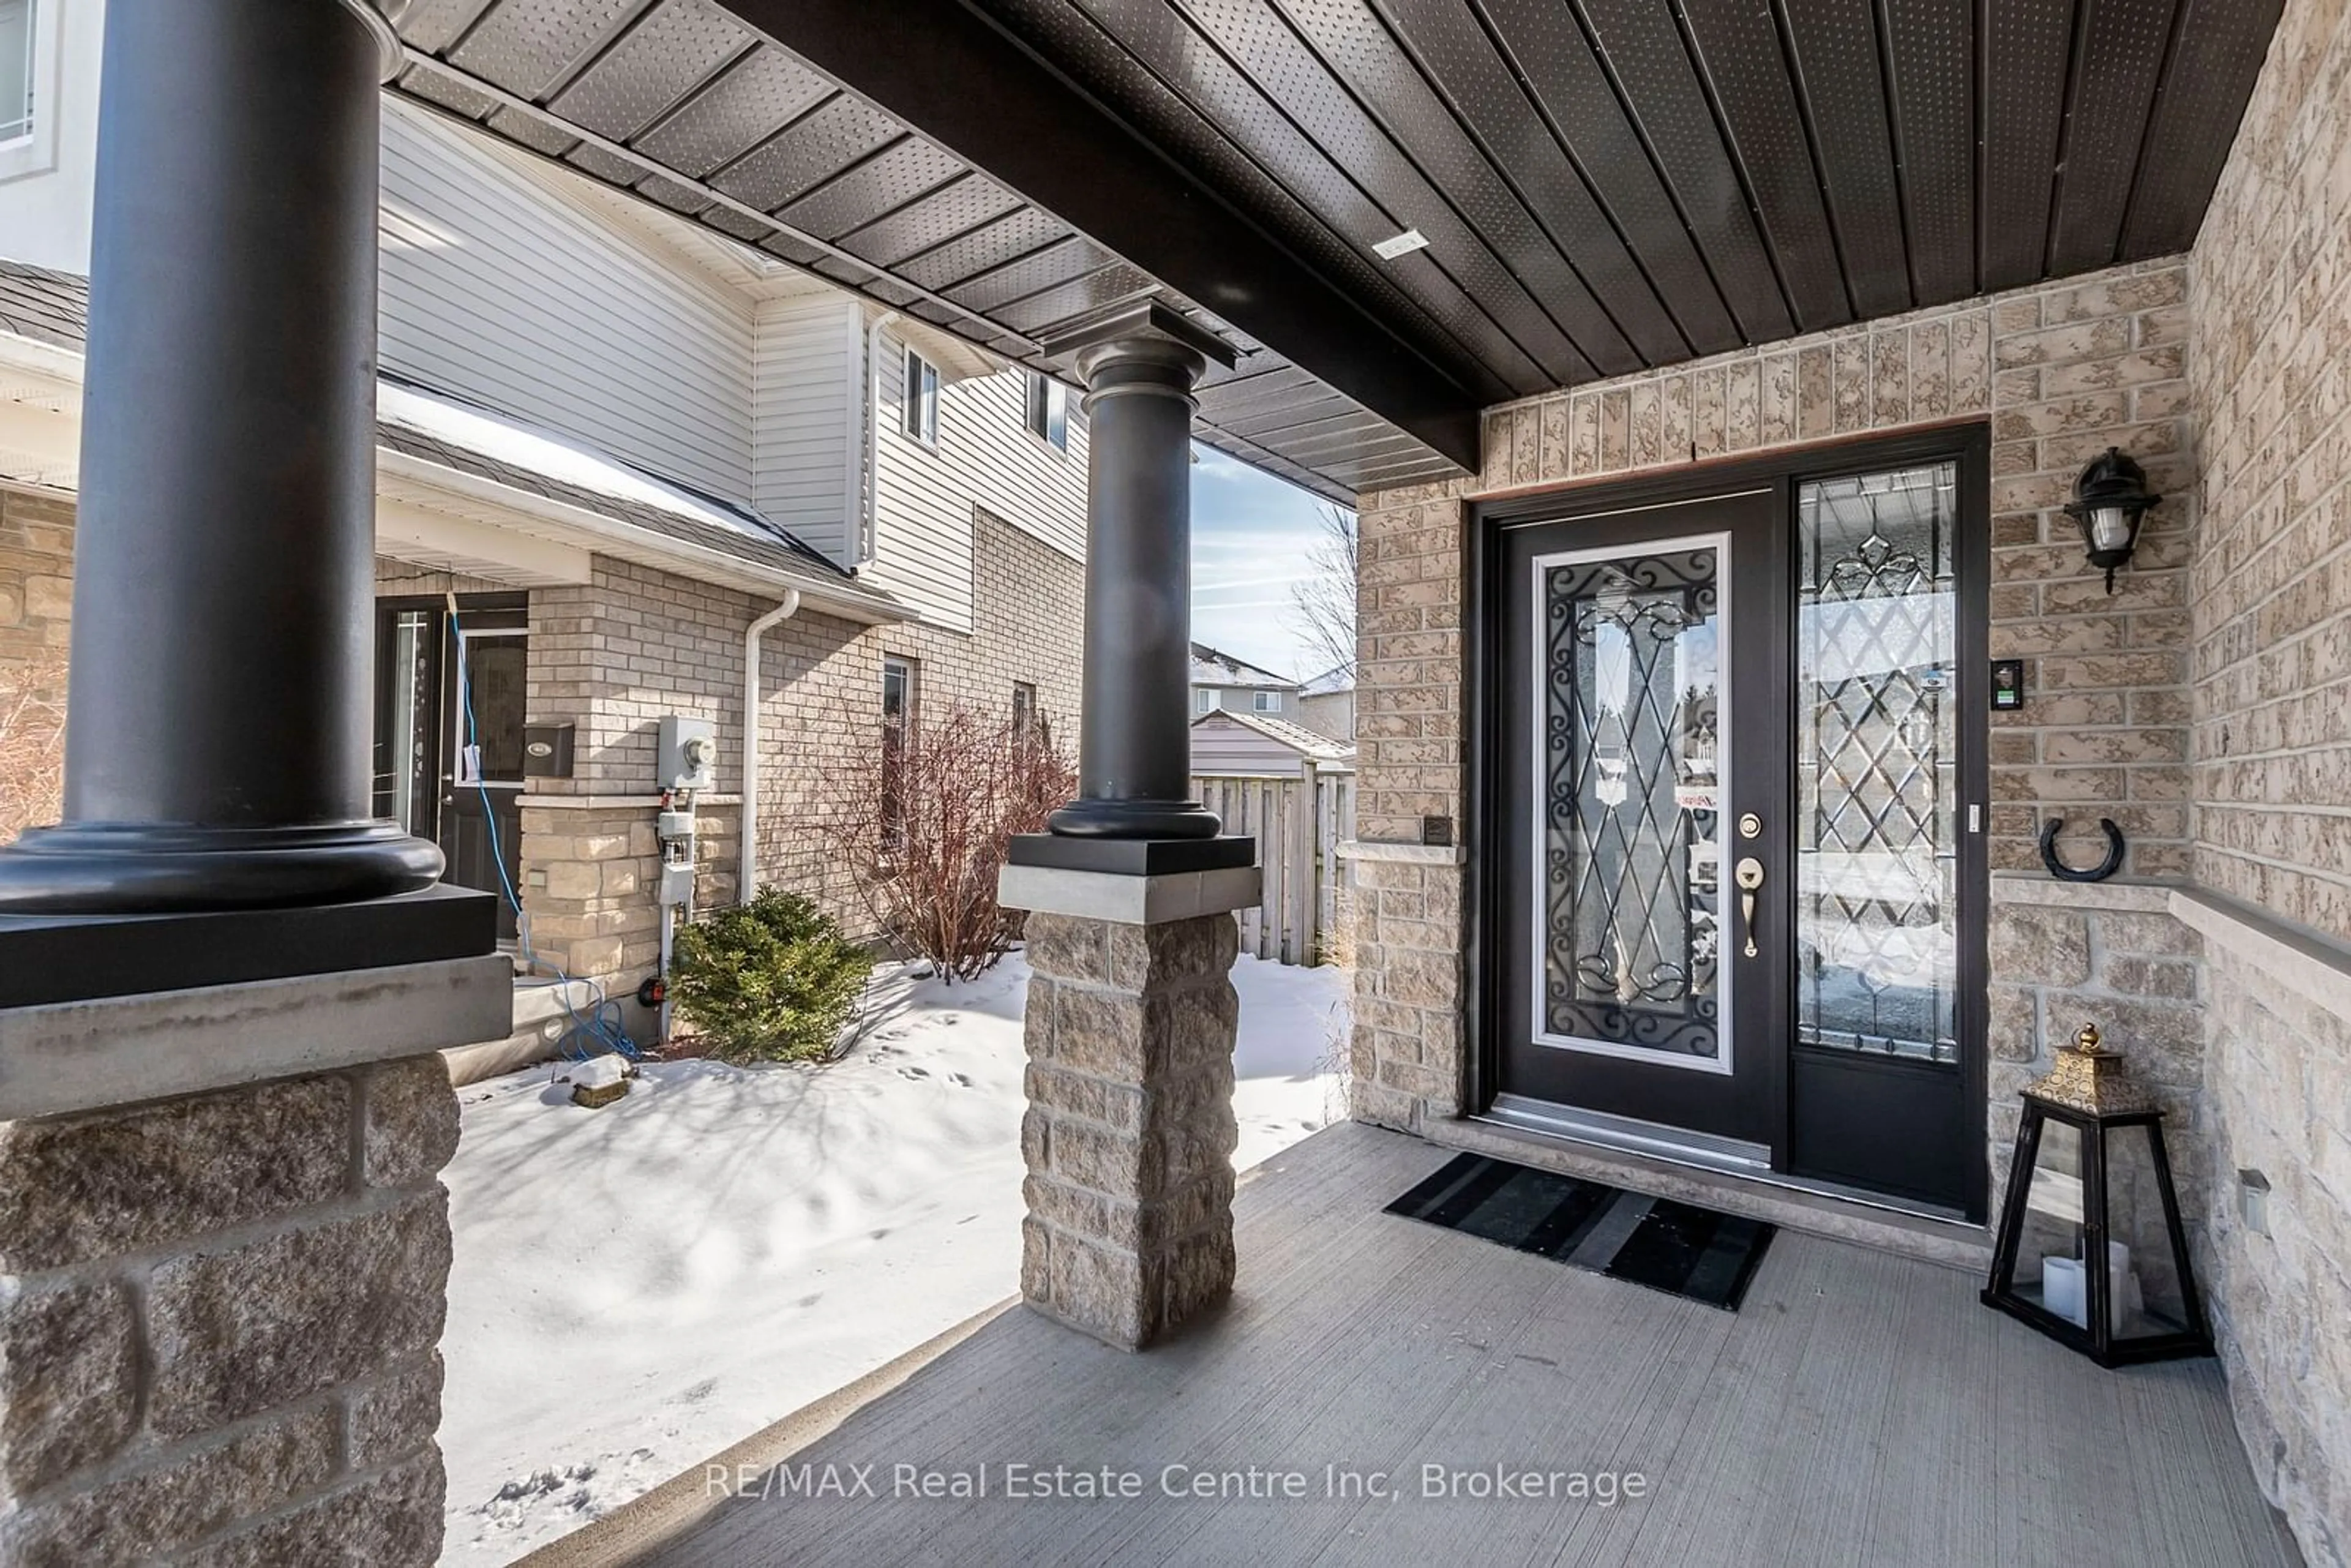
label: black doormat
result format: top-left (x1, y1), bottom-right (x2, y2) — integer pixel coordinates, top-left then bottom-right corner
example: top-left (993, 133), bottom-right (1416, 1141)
top-left (1384, 1153), bottom-right (1776, 1311)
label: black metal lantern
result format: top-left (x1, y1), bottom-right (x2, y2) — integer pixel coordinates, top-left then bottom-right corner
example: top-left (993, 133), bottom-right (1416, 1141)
top-left (2064, 447), bottom-right (2161, 594)
top-left (1982, 1024), bottom-right (2213, 1367)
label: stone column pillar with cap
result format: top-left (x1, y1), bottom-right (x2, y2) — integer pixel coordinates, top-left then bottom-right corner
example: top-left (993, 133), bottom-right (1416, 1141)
top-left (1001, 301), bottom-right (1260, 1349)
top-left (0, 5), bottom-right (509, 1562)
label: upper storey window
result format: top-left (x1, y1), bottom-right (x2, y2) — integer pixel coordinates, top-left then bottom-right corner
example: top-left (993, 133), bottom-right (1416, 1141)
top-left (902, 349), bottom-right (939, 447)
top-left (0, 1), bottom-right (34, 146)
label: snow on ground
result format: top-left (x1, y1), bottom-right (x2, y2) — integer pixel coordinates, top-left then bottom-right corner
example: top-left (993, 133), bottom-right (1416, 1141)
top-left (437, 952), bottom-right (1349, 1566)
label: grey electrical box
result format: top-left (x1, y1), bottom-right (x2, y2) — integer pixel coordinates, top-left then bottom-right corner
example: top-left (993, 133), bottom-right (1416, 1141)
top-left (522, 722), bottom-right (575, 779)
top-left (658, 861), bottom-right (698, 906)
top-left (657, 715), bottom-right (717, 791)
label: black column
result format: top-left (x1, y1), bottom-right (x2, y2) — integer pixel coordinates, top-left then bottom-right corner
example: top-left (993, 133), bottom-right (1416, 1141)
top-left (1045, 304), bottom-right (1235, 841)
top-left (0, 0), bottom-right (441, 913)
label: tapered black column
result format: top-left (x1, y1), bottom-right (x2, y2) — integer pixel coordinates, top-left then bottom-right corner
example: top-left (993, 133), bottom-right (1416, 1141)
top-left (1046, 303), bottom-right (1235, 841)
top-left (0, 0), bottom-right (440, 913)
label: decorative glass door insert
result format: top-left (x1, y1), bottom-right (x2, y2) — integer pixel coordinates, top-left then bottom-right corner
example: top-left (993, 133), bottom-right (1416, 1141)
top-left (1534, 538), bottom-right (1728, 1070)
top-left (1794, 464), bottom-right (1961, 1063)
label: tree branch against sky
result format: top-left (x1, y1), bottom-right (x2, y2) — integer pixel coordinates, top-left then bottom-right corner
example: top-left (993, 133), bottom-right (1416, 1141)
top-left (1284, 505), bottom-right (1357, 681)
top-left (1190, 443), bottom-right (1357, 679)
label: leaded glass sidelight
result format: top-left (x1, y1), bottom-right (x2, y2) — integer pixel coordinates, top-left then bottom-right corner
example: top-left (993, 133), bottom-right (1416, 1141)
top-left (1536, 542), bottom-right (1724, 1064)
top-left (1796, 465), bottom-right (1962, 1063)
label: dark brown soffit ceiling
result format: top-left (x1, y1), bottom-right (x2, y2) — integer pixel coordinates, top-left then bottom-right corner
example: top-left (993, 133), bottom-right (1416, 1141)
top-left (383, 0), bottom-right (2283, 505)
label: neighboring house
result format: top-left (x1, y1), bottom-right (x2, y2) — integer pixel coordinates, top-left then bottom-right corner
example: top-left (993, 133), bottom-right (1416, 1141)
top-left (1295, 664), bottom-right (1355, 743)
top-left (0, 51), bottom-right (1087, 1036)
top-left (1189, 640), bottom-right (1298, 719)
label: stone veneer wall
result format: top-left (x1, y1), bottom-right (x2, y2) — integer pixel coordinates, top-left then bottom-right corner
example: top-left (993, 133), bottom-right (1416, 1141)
top-left (2183, 0), bottom-right (2351, 1556)
top-left (1351, 257), bottom-right (2198, 1137)
top-left (0, 1057), bottom-right (460, 1563)
top-left (0, 486), bottom-right (72, 672)
top-left (1983, 879), bottom-right (2207, 1221)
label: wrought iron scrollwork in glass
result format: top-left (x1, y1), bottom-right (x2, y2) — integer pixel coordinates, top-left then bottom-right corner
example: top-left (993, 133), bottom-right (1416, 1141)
top-left (1540, 547), bottom-right (1723, 1060)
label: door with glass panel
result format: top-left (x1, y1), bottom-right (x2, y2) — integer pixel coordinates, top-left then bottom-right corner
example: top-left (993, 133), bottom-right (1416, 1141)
top-left (1488, 438), bottom-right (1987, 1218)
top-left (1493, 489), bottom-right (1790, 1160)
top-left (372, 597), bottom-right (529, 941)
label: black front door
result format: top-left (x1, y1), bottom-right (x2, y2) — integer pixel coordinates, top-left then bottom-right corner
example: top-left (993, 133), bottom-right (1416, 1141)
top-left (372, 596), bottom-right (527, 940)
top-left (1484, 432), bottom-right (1990, 1218)
top-left (1494, 488), bottom-right (1790, 1161)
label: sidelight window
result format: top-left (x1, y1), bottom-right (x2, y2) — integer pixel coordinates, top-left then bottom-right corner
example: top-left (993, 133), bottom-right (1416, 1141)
top-left (1793, 463), bottom-right (1962, 1064)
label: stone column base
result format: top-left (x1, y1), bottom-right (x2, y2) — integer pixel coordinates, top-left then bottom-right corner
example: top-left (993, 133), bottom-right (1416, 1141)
top-left (0, 953), bottom-right (501, 1565)
top-left (1017, 906), bottom-right (1247, 1350)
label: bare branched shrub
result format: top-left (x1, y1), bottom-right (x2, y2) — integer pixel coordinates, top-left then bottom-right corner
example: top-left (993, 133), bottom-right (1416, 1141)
top-left (822, 700), bottom-right (1077, 982)
top-left (0, 653), bottom-right (66, 847)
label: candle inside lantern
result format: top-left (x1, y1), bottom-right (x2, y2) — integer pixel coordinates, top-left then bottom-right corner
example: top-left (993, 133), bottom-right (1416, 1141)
top-left (2042, 1256), bottom-right (2087, 1328)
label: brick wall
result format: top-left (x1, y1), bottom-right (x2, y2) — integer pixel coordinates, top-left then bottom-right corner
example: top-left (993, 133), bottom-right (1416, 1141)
top-left (2184, 0), bottom-right (2351, 1555)
top-left (747, 508), bottom-right (1086, 933)
top-left (2189, 0), bottom-right (2351, 943)
top-left (510, 510), bottom-right (1084, 988)
top-left (1351, 259), bottom-right (2199, 1137)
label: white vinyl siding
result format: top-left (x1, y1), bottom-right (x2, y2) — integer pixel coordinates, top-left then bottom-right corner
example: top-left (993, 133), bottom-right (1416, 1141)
top-left (868, 317), bottom-right (1089, 631)
top-left (752, 291), bottom-right (857, 560)
top-left (376, 100), bottom-right (756, 502)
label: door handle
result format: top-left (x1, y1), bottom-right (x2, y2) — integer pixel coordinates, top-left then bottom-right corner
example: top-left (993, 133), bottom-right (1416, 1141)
top-left (1734, 857), bottom-right (1765, 958)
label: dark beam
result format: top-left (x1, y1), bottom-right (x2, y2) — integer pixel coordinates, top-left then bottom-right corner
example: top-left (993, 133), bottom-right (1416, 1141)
top-left (716, 0), bottom-right (1483, 474)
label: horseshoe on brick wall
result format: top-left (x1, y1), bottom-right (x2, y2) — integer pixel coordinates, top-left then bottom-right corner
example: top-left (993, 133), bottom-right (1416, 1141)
top-left (2039, 817), bottom-right (2126, 883)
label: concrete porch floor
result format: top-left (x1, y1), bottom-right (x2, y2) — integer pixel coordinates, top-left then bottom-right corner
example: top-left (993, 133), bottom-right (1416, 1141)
top-left (620, 1122), bottom-right (2289, 1567)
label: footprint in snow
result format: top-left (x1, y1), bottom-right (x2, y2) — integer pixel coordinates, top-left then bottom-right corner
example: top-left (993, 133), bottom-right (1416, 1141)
top-left (897, 1065), bottom-right (929, 1079)
top-left (948, 1071), bottom-right (973, 1088)
top-left (677, 1378), bottom-right (718, 1405)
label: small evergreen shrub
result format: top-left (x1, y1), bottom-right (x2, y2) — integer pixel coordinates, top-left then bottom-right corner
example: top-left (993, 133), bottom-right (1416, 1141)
top-left (668, 890), bottom-right (872, 1064)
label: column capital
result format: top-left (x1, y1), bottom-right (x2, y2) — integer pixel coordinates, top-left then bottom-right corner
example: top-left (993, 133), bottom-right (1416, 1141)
top-left (332, 0), bottom-right (409, 81)
top-left (1041, 298), bottom-right (1238, 399)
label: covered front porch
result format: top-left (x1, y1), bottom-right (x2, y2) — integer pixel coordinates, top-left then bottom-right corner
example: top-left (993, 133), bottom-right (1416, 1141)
top-left (2, 0), bottom-right (2347, 1561)
top-left (577, 1122), bottom-right (2288, 1566)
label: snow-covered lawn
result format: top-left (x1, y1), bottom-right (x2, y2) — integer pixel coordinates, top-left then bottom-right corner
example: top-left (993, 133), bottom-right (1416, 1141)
top-left (436, 953), bottom-right (1349, 1566)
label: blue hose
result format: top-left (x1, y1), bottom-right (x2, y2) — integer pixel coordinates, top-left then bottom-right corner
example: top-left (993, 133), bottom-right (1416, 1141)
top-left (449, 599), bottom-right (640, 1063)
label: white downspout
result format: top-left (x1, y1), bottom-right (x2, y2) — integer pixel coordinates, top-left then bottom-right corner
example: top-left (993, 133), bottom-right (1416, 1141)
top-left (738, 588), bottom-right (802, 901)
top-left (860, 310), bottom-right (898, 568)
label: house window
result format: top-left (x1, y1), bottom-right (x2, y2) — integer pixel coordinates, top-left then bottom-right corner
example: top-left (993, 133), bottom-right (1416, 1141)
top-left (902, 348), bottom-right (939, 446)
top-left (1196, 688), bottom-right (1218, 713)
top-left (0, 0), bottom-right (34, 144)
top-left (1025, 372), bottom-right (1068, 452)
top-left (880, 655), bottom-right (917, 849)
top-left (1253, 691), bottom-right (1282, 713)
top-left (1011, 681), bottom-right (1037, 741)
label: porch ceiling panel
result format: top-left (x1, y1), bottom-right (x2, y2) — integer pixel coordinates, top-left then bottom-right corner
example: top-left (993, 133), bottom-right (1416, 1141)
top-left (383, 0), bottom-right (2281, 505)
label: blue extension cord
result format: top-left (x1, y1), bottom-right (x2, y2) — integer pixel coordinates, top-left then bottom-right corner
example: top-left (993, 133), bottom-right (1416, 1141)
top-left (448, 598), bottom-right (640, 1063)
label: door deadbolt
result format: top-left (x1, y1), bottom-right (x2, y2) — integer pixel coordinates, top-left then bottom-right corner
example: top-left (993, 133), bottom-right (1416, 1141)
top-left (1734, 857), bottom-right (1765, 958)
top-left (1738, 812), bottom-right (1763, 840)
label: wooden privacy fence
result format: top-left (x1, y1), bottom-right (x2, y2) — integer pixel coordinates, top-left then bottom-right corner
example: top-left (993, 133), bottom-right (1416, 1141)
top-left (1192, 768), bottom-right (1355, 966)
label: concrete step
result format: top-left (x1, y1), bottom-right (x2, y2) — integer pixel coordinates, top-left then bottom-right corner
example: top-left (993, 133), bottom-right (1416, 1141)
top-left (440, 977), bottom-right (610, 1086)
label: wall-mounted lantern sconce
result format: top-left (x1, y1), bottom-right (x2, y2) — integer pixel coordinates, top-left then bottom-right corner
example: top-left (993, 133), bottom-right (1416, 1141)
top-left (2064, 447), bottom-right (2160, 595)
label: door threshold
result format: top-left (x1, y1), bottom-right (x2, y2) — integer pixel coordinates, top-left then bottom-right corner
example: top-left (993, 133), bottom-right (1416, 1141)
top-left (1455, 1109), bottom-right (1989, 1272)
top-left (1486, 1093), bottom-right (1774, 1174)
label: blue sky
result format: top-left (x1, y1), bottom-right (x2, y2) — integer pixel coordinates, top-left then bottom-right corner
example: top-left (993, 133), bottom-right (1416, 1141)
top-left (1188, 443), bottom-right (1352, 681)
